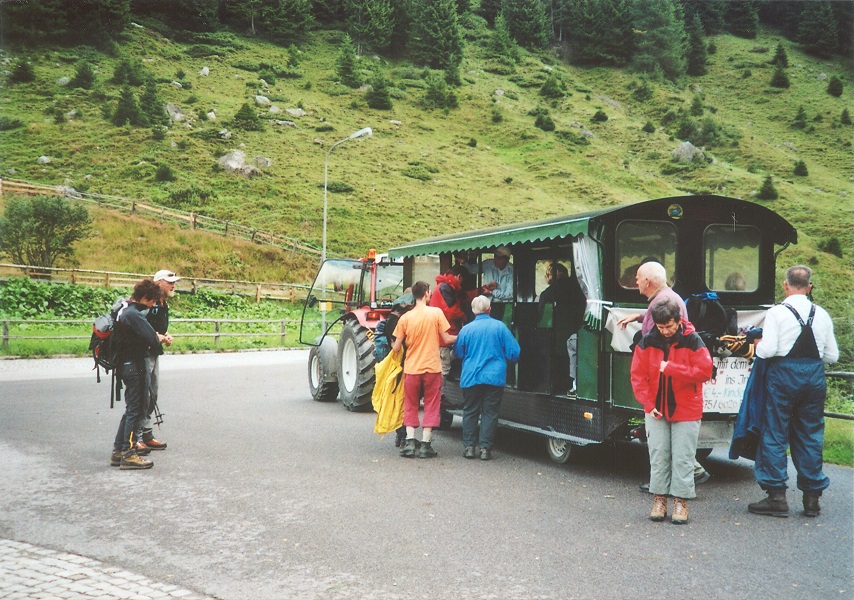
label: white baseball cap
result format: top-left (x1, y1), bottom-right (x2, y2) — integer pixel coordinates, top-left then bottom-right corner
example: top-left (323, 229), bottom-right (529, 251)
top-left (153, 270), bottom-right (181, 283)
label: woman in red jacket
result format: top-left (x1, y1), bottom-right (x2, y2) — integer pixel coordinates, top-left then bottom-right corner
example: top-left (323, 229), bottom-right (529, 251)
top-left (631, 299), bottom-right (713, 525)
top-left (430, 265), bottom-right (475, 376)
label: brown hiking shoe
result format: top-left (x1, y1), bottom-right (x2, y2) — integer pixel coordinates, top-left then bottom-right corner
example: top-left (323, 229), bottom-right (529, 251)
top-left (120, 452), bottom-right (153, 470)
top-left (672, 497), bottom-right (689, 524)
top-left (110, 450), bottom-right (122, 467)
top-left (650, 494), bottom-right (667, 522)
top-left (133, 441), bottom-right (152, 456)
top-left (143, 437), bottom-right (167, 450)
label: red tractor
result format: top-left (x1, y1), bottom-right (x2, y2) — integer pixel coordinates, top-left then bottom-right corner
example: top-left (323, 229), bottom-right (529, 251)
top-left (299, 251), bottom-right (405, 410)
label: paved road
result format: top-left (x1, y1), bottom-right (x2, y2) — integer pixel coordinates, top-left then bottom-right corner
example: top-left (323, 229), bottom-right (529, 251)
top-left (1, 351), bottom-right (852, 599)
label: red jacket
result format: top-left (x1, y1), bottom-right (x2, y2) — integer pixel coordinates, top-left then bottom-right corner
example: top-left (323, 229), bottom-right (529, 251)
top-left (429, 274), bottom-right (473, 335)
top-left (630, 325), bottom-right (713, 421)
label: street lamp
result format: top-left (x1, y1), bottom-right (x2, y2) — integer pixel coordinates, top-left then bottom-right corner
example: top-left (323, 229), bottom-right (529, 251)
top-left (322, 126), bottom-right (373, 263)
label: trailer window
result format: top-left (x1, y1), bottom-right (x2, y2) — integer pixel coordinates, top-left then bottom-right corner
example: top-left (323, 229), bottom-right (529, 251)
top-left (704, 225), bottom-right (759, 292)
top-left (411, 255), bottom-right (440, 289)
top-left (616, 221), bottom-right (677, 288)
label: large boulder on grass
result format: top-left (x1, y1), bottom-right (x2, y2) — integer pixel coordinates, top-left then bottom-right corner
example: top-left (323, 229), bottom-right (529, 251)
top-left (672, 141), bottom-right (705, 163)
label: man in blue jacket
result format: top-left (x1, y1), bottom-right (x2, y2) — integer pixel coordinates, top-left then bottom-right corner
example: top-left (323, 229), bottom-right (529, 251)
top-left (453, 295), bottom-right (521, 460)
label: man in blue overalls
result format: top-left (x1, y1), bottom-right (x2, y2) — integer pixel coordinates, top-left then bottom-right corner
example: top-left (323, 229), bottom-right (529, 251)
top-left (749, 266), bottom-right (839, 518)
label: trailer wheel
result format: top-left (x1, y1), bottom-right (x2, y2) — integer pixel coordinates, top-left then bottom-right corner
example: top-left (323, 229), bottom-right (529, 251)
top-left (546, 437), bottom-right (572, 464)
top-left (337, 320), bottom-right (376, 411)
top-left (308, 338), bottom-right (339, 402)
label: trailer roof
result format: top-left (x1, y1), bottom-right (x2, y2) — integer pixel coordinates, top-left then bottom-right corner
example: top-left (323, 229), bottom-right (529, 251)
top-left (388, 196), bottom-right (796, 258)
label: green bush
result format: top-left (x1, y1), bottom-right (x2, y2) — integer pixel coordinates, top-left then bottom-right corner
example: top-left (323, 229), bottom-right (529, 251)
top-left (793, 160), bottom-right (809, 176)
top-left (112, 59), bottom-right (146, 86)
top-left (592, 110), bottom-right (608, 123)
top-left (230, 103), bottom-right (265, 131)
top-left (632, 82), bottom-right (653, 102)
top-left (642, 121), bottom-right (656, 134)
top-left (0, 116), bottom-right (25, 131)
top-left (539, 74), bottom-right (567, 99)
top-left (842, 109), bottom-right (852, 126)
top-left (0, 277), bottom-right (121, 319)
top-left (70, 61), bottom-right (96, 89)
top-left (9, 60), bottom-right (35, 84)
top-left (756, 175), bottom-right (778, 200)
top-left (817, 236), bottom-right (843, 258)
top-left (468, 138), bottom-right (477, 147)
top-left (155, 164), bottom-right (176, 182)
top-left (535, 113), bottom-right (555, 131)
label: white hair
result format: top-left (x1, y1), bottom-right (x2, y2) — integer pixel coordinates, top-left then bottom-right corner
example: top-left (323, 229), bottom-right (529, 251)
top-left (471, 295), bottom-right (491, 315)
top-left (639, 261), bottom-right (667, 286)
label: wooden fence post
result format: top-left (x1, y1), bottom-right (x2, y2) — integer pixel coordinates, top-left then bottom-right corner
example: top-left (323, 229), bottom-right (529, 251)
top-left (280, 321), bottom-right (286, 345)
top-left (255, 284), bottom-right (262, 303)
top-left (192, 213), bottom-right (197, 229)
top-left (105, 273), bottom-right (111, 287)
top-left (214, 320), bottom-right (220, 346)
top-left (2, 321), bottom-right (8, 350)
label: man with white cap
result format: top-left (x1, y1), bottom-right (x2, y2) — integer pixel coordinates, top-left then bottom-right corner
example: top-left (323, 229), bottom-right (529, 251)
top-left (481, 246), bottom-right (514, 301)
top-left (137, 269), bottom-right (178, 451)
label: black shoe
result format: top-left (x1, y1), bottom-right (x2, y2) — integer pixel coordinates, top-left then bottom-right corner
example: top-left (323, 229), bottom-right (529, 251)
top-left (639, 483), bottom-right (651, 493)
top-left (463, 446), bottom-right (476, 459)
top-left (480, 447), bottom-right (491, 461)
top-left (394, 430), bottom-right (406, 447)
top-left (110, 450), bottom-right (122, 467)
top-left (748, 493), bottom-right (788, 517)
top-left (694, 471), bottom-right (711, 485)
top-left (399, 438), bottom-right (417, 458)
top-left (803, 495), bottom-right (821, 517)
top-left (419, 441), bottom-right (438, 459)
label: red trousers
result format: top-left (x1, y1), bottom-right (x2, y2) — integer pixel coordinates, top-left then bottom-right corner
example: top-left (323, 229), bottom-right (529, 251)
top-left (403, 372), bottom-right (443, 428)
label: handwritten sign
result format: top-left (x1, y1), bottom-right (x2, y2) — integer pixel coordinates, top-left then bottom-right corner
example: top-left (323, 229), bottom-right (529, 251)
top-left (703, 356), bottom-right (753, 414)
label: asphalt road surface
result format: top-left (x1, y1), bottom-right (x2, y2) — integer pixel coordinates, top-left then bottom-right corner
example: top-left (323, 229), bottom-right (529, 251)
top-left (1, 350), bottom-right (851, 600)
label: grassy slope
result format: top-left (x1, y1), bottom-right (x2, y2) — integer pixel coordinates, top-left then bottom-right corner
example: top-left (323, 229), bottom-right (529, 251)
top-left (0, 23), bottom-right (851, 357)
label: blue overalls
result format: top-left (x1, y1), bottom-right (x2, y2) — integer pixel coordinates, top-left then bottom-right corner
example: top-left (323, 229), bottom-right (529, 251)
top-left (754, 304), bottom-right (829, 495)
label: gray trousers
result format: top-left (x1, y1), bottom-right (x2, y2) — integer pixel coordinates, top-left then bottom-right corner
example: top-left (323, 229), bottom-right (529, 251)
top-left (139, 355), bottom-right (159, 437)
top-left (645, 414), bottom-right (701, 499)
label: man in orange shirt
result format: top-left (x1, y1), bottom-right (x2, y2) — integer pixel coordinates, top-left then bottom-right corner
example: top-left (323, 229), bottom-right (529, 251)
top-left (392, 281), bottom-right (457, 458)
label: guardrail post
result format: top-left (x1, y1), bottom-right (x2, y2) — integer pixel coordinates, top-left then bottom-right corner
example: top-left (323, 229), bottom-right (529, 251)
top-left (105, 273), bottom-right (110, 287)
top-left (256, 284), bottom-right (262, 303)
top-left (2, 321), bottom-right (8, 350)
top-left (71, 269), bottom-right (77, 284)
top-left (281, 321), bottom-right (286, 345)
top-left (192, 213), bottom-right (197, 229)
top-left (215, 320), bottom-right (220, 346)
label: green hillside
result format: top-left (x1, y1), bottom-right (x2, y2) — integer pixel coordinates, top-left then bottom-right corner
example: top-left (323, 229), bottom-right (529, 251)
top-left (0, 18), bottom-right (852, 361)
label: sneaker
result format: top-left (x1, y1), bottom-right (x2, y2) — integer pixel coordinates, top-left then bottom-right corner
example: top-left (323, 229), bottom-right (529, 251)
top-left (479, 447), bottom-right (492, 461)
top-left (399, 438), bottom-right (417, 458)
top-left (694, 471), bottom-right (711, 485)
top-left (650, 494), bottom-right (667, 522)
top-left (120, 452), bottom-right (153, 470)
top-left (463, 446), bottom-right (476, 459)
top-left (672, 497), bottom-right (689, 524)
top-left (419, 441), bottom-right (438, 459)
top-left (143, 438), bottom-right (167, 451)
top-left (566, 388), bottom-right (577, 399)
top-left (133, 441), bottom-right (152, 456)
top-left (110, 450), bottom-right (122, 467)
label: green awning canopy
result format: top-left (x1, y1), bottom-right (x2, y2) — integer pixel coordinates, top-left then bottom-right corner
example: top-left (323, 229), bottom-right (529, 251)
top-left (388, 210), bottom-right (605, 258)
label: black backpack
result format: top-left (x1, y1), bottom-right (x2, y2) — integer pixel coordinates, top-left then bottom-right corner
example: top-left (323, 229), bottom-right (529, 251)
top-left (88, 298), bottom-right (128, 406)
top-left (686, 292), bottom-right (738, 355)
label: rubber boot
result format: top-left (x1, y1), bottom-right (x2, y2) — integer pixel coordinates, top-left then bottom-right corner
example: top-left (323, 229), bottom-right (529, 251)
top-left (748, 492), bottom-right (788, 517)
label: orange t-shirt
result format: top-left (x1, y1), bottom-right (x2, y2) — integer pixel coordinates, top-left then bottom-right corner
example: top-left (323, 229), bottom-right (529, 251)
top-left (395, 304), bottom-right (451, 375)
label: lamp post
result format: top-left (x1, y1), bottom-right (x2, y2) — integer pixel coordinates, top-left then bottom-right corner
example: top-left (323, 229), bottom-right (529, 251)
top-left (322, 126), bottom-right (373, 263)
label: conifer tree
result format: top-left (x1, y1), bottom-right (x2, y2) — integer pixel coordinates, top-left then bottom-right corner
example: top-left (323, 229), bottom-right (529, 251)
top-left (263, 0), bottom-right (315, 43)
top-left (337, 34), bottom-right (362, 87)
top-left (798, 1), bottom-right (838, 58)
top-left (770, 42), bottom-right (788, 68)
top-left (827, 76), bottom-right (843, 98)
top-left (230, 103), bottom-right (265, 131)
top-left (491, 12), bottom-right (520, 64)
top-left (841, 109), bottom-right (851, 126)
top-left (113, 85), bottom-right (142, 127)
top-left (564, 0), bottom-right (633, 67)
top-left (792, 106), bottom-right (807, 129)
top-left (502, 0), bottom-right (551, 48)
top-left (346, 0), bottom-right (394, 53)
top-left (70, 60), bottom-right (96, 89)
top-left (631, 0), bottom-right (686, 81)
top-left (793, 161), bottom-right (808, 177)
top-left (365, 71), bottom-right (393, 109)
top-left (478, 0), bottom-right (502, 25)
top-left (725, 0), bottom-right (758, 39)
top-left (683, 0), bottom-right (726, 35)
top-left (409, 0), bottom-right (463, 74)
top-left (770, 66), bottom-right (790, 89)
top-left (686, 13), bottom-right (707, 76)
top-left (139, 79), bottom-right (168, 127)
top-left (757, 175), bottom-right (778, 200)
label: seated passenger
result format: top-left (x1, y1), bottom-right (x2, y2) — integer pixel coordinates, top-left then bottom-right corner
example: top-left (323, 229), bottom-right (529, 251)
top-left (725, 272), bottom-right (746, 291)
top-left (481, 246), bottom-right (513, 301)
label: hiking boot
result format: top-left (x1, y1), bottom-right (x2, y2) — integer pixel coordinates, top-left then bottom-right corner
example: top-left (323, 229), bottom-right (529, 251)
top-left (803, 495), bottom-right (821, 517)
top-left (480, 447), bottom-right (491, 461)
top-left (419, 441), bottom-right (438, 459)
top-left (748, 493), bottom-right (788, 517)
top-left (694, 470), bottom-right (711, 485)
top-left (133, 441), bottom-right (151, 456)
top-left (143, 437), bottom-right (167, 450)
top-left (120, 452), bottom-right (153, 470)
top-left (650, 494), bottom-right (668, 522)
top-left (399, 438), bottom-right (417, 458)
top-left (672, 497), bottom-right (689, 524)
top-left (110, 450), bottom-right (122, 467)
top-left (463, 446), bottom-right (476, 459)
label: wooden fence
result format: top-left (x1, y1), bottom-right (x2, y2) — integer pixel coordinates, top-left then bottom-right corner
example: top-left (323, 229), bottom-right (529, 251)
top-left (0, 263), bottom-right (311, 302)
top-left (0, 178), bottom-right (322, 258)
top-left (1, 318), bottom-right (301, 349)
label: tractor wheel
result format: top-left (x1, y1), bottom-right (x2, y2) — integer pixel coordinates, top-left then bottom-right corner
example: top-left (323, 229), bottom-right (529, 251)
top-left (546, 437), bottom-right (573, 464)
top-left (308, 337), bottom-right (339, 402)
top-left (337, 320), bottom-right (376, 411)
